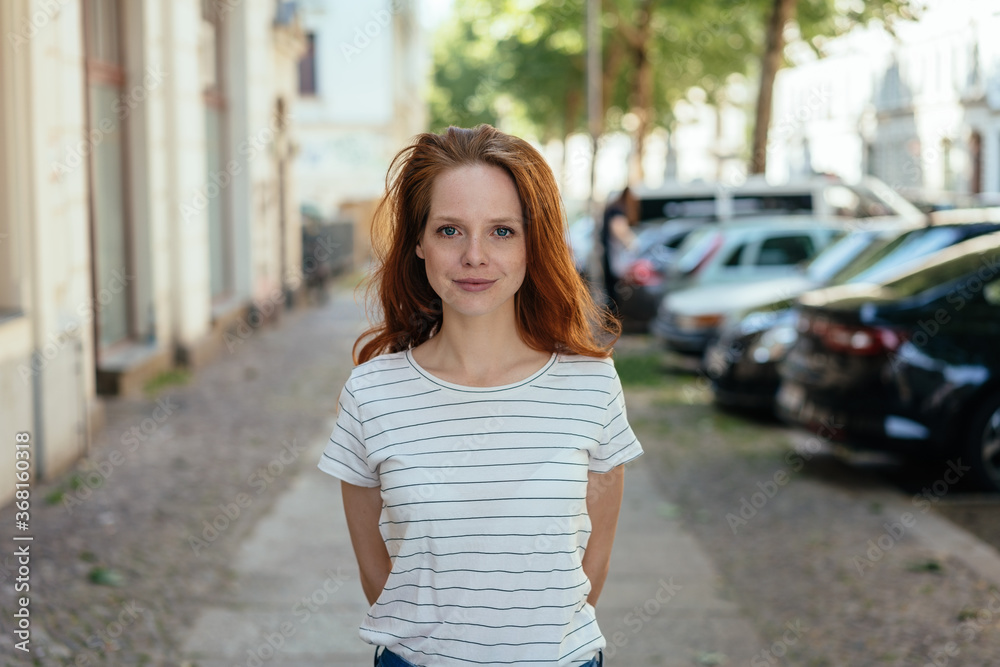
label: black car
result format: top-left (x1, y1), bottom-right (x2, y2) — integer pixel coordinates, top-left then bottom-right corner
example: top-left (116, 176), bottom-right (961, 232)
top-left (708, 211), bottom-right (1000, 413)
top-left (776, 231), bottom-right (1000, 492)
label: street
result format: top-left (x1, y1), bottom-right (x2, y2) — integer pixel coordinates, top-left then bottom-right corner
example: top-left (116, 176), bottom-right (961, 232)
top-left (1, 283), bottom-right (999, 665)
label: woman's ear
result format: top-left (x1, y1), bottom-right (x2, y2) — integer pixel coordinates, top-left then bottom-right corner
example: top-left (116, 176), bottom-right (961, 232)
top-left (415, 242), bottom-right (425, 260)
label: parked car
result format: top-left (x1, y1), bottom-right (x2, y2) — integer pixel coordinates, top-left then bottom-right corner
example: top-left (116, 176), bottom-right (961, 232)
top-left (650, 216), bottom-right (846, 355)
top-left (775, 231), bottom-right (1000, 491)
top-left (614, 219), bottom-right (702, 329)
top-left (634, 174), bottom-right (925, 224)
top-left (707, 210), bottom-right (1000, 413)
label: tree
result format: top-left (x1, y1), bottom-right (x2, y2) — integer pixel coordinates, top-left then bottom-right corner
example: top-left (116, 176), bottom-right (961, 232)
top-left (430, 0), bottom-right (758, 184)
top-left (749, 0), bottom-right (921, 174)
top-left (750, 0), bottom-right (797, 174)
top-left (429, 0), bottom-right (921, 183)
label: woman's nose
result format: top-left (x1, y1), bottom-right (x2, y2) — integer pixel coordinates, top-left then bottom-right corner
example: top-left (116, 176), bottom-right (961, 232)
top-left (462, 236), bottom-right (487, 265)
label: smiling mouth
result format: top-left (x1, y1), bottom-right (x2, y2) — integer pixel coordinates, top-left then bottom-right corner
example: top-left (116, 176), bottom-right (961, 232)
top-left (454, 279), bottom-right (497, 292)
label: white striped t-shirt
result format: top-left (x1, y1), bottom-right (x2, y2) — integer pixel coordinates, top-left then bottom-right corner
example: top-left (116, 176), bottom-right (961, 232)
top-left (318, 348), bottom-right (643, 666)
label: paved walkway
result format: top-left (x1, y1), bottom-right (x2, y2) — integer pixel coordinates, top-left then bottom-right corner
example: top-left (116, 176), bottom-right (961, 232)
top-left (179, 290), bottom-right (765, 666)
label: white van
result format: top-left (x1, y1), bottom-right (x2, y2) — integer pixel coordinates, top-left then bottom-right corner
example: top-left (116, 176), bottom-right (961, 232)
top-left (633, 175), bottom-right (925, 225)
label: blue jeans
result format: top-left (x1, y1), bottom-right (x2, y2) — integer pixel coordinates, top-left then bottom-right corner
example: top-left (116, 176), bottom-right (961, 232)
top-left (375, 647), bottom-right (604, 666)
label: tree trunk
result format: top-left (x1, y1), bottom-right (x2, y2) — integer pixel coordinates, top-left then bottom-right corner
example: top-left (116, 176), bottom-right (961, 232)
top-left (626, 0), bottom-right (653, 185)
top-left (601, 33), bottom-right (625, 116)
top-left (750, 0), bottom-right (796, 175)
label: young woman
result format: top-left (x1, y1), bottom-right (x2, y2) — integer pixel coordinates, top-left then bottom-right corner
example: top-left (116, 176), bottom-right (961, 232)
top-left (318, 125), bottom-right (643, 666)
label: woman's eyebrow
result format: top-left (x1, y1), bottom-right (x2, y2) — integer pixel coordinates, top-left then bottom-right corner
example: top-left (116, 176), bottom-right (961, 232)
top-left (429, 214), bottom-right (524, 225)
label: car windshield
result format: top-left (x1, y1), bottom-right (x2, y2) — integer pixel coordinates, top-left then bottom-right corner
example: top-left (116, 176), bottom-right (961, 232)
top-left (884, 237), bottom-right (1000, 298)
top-left (633, 223), bottom-right (670, 254)
top-left (845, 227), bottom-right (963, 285)
top-left (673, 228), bottom-right (720, 274)
top-left (805, 231), bottom-right (879, 283)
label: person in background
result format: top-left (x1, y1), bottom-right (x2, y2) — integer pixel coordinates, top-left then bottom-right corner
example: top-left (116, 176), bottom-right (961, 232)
top-left (600, 187), bottom-right (639, 315)
top-left (318, 124), bottom-right (643, 666)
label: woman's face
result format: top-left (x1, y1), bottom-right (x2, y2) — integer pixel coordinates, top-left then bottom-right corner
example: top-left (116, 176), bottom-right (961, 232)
top-left (416, 163), bottom-right (527, 322)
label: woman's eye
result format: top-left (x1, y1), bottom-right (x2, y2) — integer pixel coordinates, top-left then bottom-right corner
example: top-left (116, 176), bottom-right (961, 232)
top-left (441, 226), bottom-right (457, 236)
top-left (496, 227), bottom-right (513, 238)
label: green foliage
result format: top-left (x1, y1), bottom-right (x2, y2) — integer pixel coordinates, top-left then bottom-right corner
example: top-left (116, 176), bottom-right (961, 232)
top-left (429, 0), bottom-right (920, 145)
top-left (143, 368), bottom-right (190, 397)
top-left (88, 565), bottom-right (125, 586)
top-left (430, 0), bottom-right (764, 137)
top-left (612, 352), bottom-right (665, 386)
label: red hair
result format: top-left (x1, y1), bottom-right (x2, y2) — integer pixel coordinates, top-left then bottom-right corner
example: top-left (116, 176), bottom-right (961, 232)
top-left (354, 124), bottom-right (619, 364)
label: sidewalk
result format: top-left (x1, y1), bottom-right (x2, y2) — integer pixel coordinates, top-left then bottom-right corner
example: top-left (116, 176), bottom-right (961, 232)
top-left (178, 290), bottom-right (766, 665)
top-left (178, 440), bottom-right (768, 666)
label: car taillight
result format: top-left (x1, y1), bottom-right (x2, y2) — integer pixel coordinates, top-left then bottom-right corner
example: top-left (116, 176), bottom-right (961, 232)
top-left (623, 258), bottom-right (661, 286)
top-left (798, 312), bottom-right (906, 355)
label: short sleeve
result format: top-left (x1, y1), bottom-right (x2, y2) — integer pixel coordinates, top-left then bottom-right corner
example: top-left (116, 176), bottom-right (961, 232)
top-left (589, 368), bottom-right (643, 473)
top-left (317, 380), bottom-right (380, 487)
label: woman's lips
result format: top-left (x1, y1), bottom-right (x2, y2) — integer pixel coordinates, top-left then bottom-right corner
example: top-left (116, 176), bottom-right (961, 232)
top-left (454, 279), bottom-right (497, 292)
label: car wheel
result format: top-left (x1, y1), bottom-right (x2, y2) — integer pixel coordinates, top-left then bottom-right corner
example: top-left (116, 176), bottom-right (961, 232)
top-left (964, 393), bottom-right (1000, 493)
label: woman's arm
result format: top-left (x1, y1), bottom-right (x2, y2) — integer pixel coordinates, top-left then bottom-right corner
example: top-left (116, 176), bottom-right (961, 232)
top-left (341, 481), bottom-right (392, 606)
top-left (581, 465), bottom-right (625, 607)
top-left (609, 214), bottom-right (637, 249)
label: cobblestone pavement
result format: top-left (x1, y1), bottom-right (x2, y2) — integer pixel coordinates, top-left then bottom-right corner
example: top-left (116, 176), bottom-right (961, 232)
top-left (0, 287), bottom-right (366, 665)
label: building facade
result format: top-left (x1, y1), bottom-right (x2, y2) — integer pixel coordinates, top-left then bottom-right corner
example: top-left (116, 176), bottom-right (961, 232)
top-left (768, 0), bottom-right (1000, 203)
top-left (294, 0), bottom-right (427, 220)
top-left (0, 0), bottom-right (306, 506)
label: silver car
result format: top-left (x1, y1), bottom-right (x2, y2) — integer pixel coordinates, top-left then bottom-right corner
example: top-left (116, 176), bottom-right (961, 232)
top-left (651, 216), bottom-right (848, 355)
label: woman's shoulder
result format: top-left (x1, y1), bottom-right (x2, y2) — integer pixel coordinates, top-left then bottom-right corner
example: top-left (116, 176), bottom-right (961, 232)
top-left (345, 350), bottom-right (411, 386)
top-left (554, 352), bottom-right (618, 376)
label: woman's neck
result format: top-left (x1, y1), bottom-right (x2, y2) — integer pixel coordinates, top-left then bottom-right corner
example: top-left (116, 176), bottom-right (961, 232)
top-left (412, 308), bottom-right (550, 387)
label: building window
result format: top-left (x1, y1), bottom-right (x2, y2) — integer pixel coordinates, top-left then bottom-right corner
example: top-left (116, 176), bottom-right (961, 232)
top-left (84, 0), bottom-right (134, 347)
top-left (202, 0), bottom-right (232, 301)
top-left (298, 32), bottom-right (317, 96)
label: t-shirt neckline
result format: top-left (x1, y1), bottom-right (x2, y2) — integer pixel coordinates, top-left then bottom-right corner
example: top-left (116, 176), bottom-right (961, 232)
top-left (404, 348), bottom-right (558, 393)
